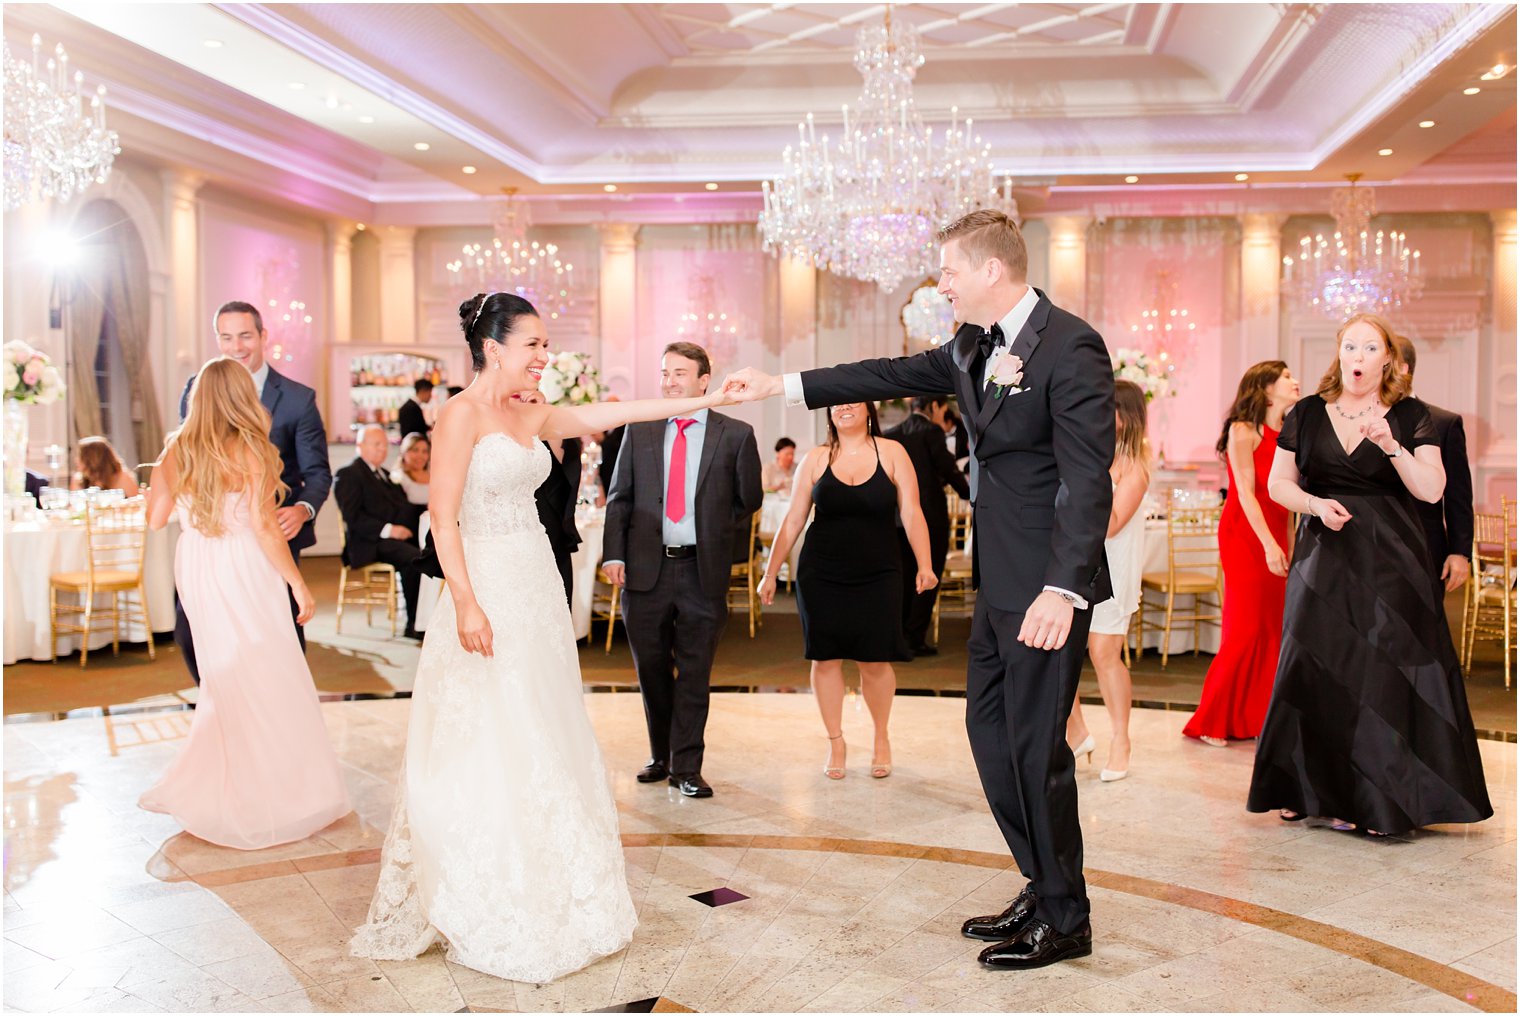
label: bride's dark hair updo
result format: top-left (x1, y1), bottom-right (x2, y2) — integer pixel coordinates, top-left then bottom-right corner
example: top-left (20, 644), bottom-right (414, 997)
top-left (458, 292), bottom-right (539, 371)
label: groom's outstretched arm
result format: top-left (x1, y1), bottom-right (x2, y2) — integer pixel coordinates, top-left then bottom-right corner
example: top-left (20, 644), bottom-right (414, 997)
top-left (728, 348), bottom-right (956, 408)
top-left (1046, 326), bottom-right (1116, 596)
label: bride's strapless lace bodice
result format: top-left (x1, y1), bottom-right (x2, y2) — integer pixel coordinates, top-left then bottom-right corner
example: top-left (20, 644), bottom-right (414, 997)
top-left (457, 432), bottom-right (550, 540)
top-left (350, 429), bottom-right (636, 983)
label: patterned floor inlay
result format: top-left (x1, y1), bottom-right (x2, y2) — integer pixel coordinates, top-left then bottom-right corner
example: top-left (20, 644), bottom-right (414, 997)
top-left (688, 887), bottom-right (750, 907)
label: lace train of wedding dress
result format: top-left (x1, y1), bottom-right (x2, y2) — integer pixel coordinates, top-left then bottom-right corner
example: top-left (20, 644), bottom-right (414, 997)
top-left (350, 434), bottom-right (637, 983)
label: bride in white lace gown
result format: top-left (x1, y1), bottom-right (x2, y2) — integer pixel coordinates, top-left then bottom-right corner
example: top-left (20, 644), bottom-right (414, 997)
top-left (351, 292), bottom-right (736, 983)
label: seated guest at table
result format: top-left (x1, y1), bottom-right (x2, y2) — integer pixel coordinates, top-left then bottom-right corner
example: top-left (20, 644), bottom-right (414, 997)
top-left (1065, 381), bottom-right (1150, 782)
top-left (762, 437), bottom-right (798, 493)
top-left (1183, 361), bottom-right (1300, 746)
top-left (70, 436), bottom-right (139, 495)
top-left (139, 356), bottom-right (350, 849)
top-left (390, 432), bottom-right (431, 507)
top-left (335, 424), bottom-right (426, 640)
top-left (1248, 313), bottom-right (1491, 836)
top-left (884, 396), bottom-right (969, 656)
top-left (1392, 334), bottom-right (1472, 603)
top-left (758, 402), bottom-right (936, 780)
top-left (514, 389), bottom-right (583, 605)
top-left (24, 469), bottom-right (47, 503)
top-left (397, 378), bottom-right (433, 439)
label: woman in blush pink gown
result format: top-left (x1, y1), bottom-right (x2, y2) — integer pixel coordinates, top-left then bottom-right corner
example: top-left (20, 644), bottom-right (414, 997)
top-left (139, 357), bottom-right (350, 849)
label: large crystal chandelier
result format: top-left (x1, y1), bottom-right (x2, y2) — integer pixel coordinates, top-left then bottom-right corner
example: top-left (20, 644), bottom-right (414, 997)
top-left (1282, 174), bottom-right (1424, 319)
top-left (759, 10), bottom-right (1011, 292)
top-left (445, 189), bottom-right (579, 320)
top-left (3, 35), bottom-right (119, 212)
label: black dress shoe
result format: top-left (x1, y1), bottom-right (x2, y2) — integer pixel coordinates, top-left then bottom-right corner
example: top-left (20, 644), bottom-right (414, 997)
top-left (911, 643), bottom-right (939, 656)
top-left (636, 761), bottom-right (669, 784)
top-left (402, 627), bottom-right (424, 642)
top-left (978, 919), bottom-right (1092, 970)
top-left (669, 773), bottom-right (714, 798)
top-left (962, 884), bottom-right (1038, 941)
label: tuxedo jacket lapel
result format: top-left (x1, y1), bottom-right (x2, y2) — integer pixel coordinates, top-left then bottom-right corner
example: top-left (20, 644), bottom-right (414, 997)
top-left (261, 370), bottom-right (283, 416)
top-left (972, 293), bottom-right (1051, 436)
top-left (949, 323), bottom-right (984, 440)
top-left (694, 413), bottom-right (724, 494)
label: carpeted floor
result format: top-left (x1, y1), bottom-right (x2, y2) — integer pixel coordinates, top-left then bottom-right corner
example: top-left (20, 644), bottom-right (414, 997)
top-left (5, 555), bottom-right (1515, 738)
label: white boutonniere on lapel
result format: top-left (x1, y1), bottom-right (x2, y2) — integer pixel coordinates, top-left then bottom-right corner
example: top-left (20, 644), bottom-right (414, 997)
top-left (987, 350), bottom-right (1025, 398)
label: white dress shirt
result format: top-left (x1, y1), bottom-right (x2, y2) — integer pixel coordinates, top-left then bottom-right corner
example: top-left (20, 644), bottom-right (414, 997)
top-left (781, 286), bottom-right (1086, 609)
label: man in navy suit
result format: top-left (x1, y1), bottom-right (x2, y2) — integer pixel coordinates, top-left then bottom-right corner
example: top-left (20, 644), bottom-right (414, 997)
top-left (175, 300), bottom-right (332, 683)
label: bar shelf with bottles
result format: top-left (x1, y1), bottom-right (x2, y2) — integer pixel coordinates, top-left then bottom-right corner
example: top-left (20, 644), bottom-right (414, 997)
top-left (329, 346), bottom-right (466, 443)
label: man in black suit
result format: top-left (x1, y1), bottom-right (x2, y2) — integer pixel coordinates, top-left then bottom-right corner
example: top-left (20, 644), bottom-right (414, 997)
top-left (603, 342), bottom-right (763, 798)
top-left (1393, 334), bottom-right (1473, 599)
top-left (514, 389), bottom-right (583, 605)
top-left (728, 210), bottom-right (1114, 969)
top-left (397, 379), bottom-right (433, 439)
top-left (884, 395), bottom-right (971, 655)
top-left (334, 424), bottom-right (426, 639)
top-left (176, 301), bottom-right (332, 682)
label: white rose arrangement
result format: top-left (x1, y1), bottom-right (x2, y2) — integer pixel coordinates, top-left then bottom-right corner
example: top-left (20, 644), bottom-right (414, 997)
top-left (538, 350), bottom-right (606, 406)
top-left (3, 341), bottom-right (65, 405)
top-left (1109, 347), bottom-right (1173, 401)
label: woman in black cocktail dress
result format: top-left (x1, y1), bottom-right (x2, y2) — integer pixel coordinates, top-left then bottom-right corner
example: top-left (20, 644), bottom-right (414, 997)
top-left (758, 402), bottom-right (937, 780)
top-left (1247, 314), bottom-right (1490, 836)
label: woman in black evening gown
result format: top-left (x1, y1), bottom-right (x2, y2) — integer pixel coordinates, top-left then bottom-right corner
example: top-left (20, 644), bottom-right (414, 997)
top-left (758, 402), bottom-right (937, 780)
top-left (1247, 313), bottom-right (1491, 836)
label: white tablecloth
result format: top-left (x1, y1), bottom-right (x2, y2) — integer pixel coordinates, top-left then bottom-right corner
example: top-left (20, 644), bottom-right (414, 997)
top-left (759, 491), bottom-right (806, 581)
top-left (4, 518), bottom-right (178, 664)
top-left (1135, 517), bottom-right (1222, 655)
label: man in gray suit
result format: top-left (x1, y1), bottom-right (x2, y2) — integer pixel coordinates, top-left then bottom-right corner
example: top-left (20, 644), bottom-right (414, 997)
top-left (603, 342), bottom-right (763, 798)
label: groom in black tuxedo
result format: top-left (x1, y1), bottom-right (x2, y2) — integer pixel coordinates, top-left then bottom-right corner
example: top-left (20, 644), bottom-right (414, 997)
top-left (728, 210), bottom-right (1114, 969)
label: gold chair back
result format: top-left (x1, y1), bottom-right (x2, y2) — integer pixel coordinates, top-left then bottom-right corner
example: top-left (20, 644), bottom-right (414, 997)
top-left (727, 510), bottom-right (762, 637)
top-left (1462, 498), bottom-right (1517, 687)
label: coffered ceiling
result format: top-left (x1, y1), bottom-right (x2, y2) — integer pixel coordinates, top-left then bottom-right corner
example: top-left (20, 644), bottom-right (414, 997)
top-left (4, 3), bottom-right (1515, 222)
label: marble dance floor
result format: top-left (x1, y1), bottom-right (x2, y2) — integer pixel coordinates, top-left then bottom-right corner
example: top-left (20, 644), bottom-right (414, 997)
top-left (3, 693), bottom-right (1515, 1013)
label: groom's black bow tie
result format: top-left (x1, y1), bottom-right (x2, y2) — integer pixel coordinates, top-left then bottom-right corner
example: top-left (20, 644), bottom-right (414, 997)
top-left (977, 324), bottom-right (1005, 360)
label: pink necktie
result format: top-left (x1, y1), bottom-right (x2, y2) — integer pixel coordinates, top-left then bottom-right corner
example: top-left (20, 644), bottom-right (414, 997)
top-left (666, 418), bottom-right (696, 523)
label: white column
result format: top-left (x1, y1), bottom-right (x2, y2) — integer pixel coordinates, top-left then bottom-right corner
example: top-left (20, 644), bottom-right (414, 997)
top-left (1046, 216), bottom-right (1091, 318)
top-left (377, 226), bottom-right (417, 346)
top-left (1479, 209), bottom-right (1517, 505)
top-left (161, 170), bottom-right (204, 423)
top-left (1237, 212), bottom-right (1286, 384)
top-left (326, 220), bottom-right (355, 347)
top-left (597, 223), bottom-right (640, 398)
top-left (777, 254), bottom-right (817, 445)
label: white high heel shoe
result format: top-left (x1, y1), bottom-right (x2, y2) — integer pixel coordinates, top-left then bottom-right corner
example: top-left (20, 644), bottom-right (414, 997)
top-left (1099, 767), bottom-right (1129, 782)
top-left (1069, 735), bottom-right (1095, 764)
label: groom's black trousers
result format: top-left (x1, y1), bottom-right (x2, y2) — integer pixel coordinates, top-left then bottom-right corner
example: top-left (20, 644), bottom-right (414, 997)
top-left (965, 596), bottom-right (1092, 935)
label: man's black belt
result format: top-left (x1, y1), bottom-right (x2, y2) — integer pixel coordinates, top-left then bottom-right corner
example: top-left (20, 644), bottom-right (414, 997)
top-left (663, 545), bottom-right (697, 559)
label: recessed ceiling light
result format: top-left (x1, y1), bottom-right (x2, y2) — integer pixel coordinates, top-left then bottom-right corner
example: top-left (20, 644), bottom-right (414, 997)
top-left (1419, 120), bottom-right (1436, 128)
top-left (203, 39), bottom-right (222, 48)
top-left (1124, 175), bottom-right (1139, 183)
top-left (414, 142), bottom-right (430, 151)
top-left (603, 184), bottom-right (618, 192)
top-left (1480, 63), bottom-right (1510, 80)
top-left (355, 223), bottom-right (366, 231)
top-left (704, 182), bottom-right (719, 191)
top-left (358, 115), bottom-right (375, 124)
top-left (1463, 86), bottom-right (1482, 95)
top-left (1378, 147), bottom-right (1394, 156)
top-left (288, 82), bottom-right (305, 90)
top-left (462, 165), bottom-right (477, 174)
top-left (1235, 173), bottom-right (1250, 181)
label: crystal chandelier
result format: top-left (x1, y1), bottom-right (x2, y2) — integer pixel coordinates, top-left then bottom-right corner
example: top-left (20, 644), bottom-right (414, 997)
top-left (758, 10), bottom-right (1012, 292)
top-left (3, 35), bottom-right (119, 212)
top-left (445, 189), bottom-right (579, 320)
top-left (1282, 174), bottom-right (1424, 319)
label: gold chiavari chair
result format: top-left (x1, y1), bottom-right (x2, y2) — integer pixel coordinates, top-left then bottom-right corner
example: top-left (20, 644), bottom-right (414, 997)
top-left (1134, 502), bottom-right (1224, 668)
top-left (1462, 497), bottom-right (1517, 688)
top-left (932, 530), bottom-right (976, 646)
top-left (946, 490), bottom-right (973, 551)
top-left (49, 498), bottom-right (155, 667)
top-left (335, 517), bottom-right (399, 636)
top-left (589, 566), bottom-right (621, 653)
top-left (727, 510), bottom-right (763, 638)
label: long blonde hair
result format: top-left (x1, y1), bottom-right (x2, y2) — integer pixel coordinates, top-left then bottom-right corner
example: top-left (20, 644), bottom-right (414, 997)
top-left (1113, 379), bottom-right (1152, 481)
top-left (172, 358), bottom-right (287, 536)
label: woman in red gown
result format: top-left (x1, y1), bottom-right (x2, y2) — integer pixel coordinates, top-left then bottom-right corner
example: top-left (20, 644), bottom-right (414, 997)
top-left (1183, 361), bottom-right (1301, 744)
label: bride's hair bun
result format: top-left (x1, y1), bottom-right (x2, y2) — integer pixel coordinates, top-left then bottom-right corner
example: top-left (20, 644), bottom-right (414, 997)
top-left (458, 292), bottom-right (539, 371)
